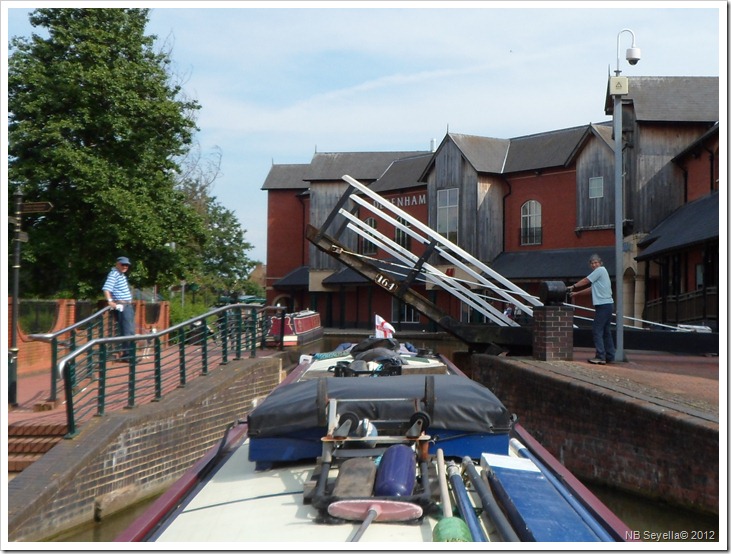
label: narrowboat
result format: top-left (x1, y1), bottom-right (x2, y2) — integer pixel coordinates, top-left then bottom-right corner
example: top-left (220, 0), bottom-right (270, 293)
top-left (265, 309), bottom-right (324, 347)
top-left (116, 335), bottom-right (632, 544)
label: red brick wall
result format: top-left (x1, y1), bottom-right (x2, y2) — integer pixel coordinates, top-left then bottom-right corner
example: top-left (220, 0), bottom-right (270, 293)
top-left (504, 168), bottom-right (617, 253)
top-left (683, 136), bottom-right (719, 202)
top-left (266, 189), bottom-right (307, 305)
top-left (459, 354), bottom-right (718, 515)
top-left (533, 305), bottom-right (574, 361)
top-left (7, 356), bottom-right (284, 541)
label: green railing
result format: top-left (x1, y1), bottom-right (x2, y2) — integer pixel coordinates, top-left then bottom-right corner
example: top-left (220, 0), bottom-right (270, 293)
top-left (28, 307), bottom-right (113, 403)
top-left (53, 304), bottom-right (284, 438)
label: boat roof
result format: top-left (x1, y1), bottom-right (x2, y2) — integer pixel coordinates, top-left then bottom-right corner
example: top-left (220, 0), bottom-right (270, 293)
top-left (248, 374), bottom-right (513, 438)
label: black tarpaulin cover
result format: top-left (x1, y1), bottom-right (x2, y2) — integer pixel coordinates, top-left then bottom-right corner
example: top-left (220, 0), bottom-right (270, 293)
top-left (247, 374), bottom-right (512, 437)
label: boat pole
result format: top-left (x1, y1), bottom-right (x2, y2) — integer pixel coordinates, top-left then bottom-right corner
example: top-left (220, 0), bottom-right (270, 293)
top-left (461, 456), bottom-right (520, 542)
top-left (432, 449), bottom-right (472, 542)
top-left (446, 461), bottom-right (487, 542)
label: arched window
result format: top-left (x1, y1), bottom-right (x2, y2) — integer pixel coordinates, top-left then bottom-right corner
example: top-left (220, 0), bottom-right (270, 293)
top-left (361, 217), bottom-right (377, 255)
top-left (520, 200), bottom-right (542, 245)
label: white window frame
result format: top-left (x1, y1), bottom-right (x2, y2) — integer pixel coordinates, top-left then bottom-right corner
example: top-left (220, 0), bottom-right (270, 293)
top-left (589, 176), bottom-right (604, 199)
top-left (437, 188), bottom-right (459, 243)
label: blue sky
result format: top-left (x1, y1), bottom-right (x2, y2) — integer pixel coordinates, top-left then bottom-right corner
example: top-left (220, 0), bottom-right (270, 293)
top-left (3, 2), bottom-right (725, 265)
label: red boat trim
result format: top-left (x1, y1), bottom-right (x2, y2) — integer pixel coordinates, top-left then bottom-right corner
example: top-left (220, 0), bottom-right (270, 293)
top-left (115, 422), bottom-right (249, 542)
top-left (512, 423), bottom-right (636, 541)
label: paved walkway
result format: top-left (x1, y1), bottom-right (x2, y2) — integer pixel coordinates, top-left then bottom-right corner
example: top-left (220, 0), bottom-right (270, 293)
top-left (6, 346), bottom-right (720, 428)
top-left (534, 347), bottom-right (719, 421)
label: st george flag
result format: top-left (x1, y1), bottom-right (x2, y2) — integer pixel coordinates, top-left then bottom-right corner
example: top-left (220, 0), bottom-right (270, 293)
top-left (374, 314), bottom-right (395, 338)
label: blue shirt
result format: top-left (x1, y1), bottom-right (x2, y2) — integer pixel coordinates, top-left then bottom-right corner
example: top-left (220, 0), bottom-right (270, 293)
top-left (102, 268), bottom-right (132, 301)
top-left (587, 266), bottom-right (613, 306)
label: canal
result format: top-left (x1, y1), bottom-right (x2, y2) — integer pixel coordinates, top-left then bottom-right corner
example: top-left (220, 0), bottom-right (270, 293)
top-left (55, 336), bottom-right (719, 542)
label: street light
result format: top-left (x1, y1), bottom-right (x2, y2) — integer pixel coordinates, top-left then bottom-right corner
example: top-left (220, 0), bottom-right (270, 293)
top-left (610, 28), bottom-right (641, 362)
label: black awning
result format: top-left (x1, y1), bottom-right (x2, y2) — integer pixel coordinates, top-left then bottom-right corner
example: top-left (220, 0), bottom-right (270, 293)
top-left (636, 192), bottom-right (718, 261)
top-left (273, 265), bottom-right (309, 289)
top-left (490, 246), bottom-right (616, 281)
top-left (323, 258), bottom-right (426, 286)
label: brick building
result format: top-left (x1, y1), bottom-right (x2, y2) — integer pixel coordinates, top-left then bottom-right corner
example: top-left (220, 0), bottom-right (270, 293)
top-left (261, 76), bottom-right (719, 332)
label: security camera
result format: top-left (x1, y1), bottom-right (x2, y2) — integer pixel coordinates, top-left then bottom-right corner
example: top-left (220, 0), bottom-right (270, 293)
top-left (626, 46), bottom-right (641, 65)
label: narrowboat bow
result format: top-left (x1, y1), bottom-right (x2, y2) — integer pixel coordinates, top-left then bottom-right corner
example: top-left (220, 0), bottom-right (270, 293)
top-left (117, 337), bottom-right (632, 544)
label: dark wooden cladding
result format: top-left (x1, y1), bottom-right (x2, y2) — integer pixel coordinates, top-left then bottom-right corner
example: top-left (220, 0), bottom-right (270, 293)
top-left (427, 140), bottom-right (505, 263)
top-left (575, 138), bottom-right (614, 229)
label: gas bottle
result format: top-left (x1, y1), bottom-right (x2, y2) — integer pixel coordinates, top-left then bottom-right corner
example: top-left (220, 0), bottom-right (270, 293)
top-left (374, 444), bottom-right (416, 497)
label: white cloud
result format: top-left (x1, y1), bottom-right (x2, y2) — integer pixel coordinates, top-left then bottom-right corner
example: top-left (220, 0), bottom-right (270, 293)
top-left (5, 2), bottom-right (723, 264)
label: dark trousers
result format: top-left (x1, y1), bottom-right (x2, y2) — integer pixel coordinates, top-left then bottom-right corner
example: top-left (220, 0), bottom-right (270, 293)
top-left (592, 303), bottom-right (616, 362)
top-left (115, 304), bottom-right (136, 357)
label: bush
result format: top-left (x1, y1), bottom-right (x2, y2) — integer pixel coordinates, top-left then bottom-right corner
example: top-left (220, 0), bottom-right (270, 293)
top-left (168, 298), bottom-right (214, 327)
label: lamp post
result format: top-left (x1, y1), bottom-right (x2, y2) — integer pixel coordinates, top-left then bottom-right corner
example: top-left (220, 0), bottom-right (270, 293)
top-left (610, 28), bottom-right (641, 362)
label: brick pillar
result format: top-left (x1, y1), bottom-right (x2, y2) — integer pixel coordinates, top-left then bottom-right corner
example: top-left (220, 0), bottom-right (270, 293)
top-left (532, 305), bottom-right (574, 361)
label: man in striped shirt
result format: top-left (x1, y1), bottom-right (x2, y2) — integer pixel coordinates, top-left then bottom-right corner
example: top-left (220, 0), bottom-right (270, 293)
top-left (102, 256), bottom-right (136, 361)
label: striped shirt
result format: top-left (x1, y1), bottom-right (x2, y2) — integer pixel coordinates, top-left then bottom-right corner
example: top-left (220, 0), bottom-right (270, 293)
top-left (102, 268), bottom-right (132, 301)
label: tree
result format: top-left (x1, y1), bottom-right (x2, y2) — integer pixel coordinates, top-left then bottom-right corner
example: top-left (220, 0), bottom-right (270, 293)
top-left (176, 146), bottom-right (260, 296)
top-left (8, 8), bottom-right (205, 298)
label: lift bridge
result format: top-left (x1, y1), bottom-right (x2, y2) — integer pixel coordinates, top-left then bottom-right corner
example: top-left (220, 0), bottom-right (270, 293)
top-left (306, 175), bottom-right (541, 353)
top-left (307, 175), bottom-right (719, 355)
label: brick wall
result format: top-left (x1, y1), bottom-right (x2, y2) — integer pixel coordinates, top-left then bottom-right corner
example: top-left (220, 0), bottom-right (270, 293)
top-left (8, 299), bottom-right (170, 377)
top-left (457, 353), bottom-right (718, 515)
top-left (533, 305), bottom-right (574, 361)
top-left (7, 355), bottom-right (284, 542)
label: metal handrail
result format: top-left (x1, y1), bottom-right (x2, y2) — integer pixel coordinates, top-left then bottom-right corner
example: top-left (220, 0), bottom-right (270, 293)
top-left (57, 304), bottom-right (285, 438)
top-left (29, 306), bottom-right (113, 401)
top-left (28, 306), bottom-right (113, 343)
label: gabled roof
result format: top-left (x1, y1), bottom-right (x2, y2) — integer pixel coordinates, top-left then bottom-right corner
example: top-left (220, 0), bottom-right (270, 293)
top-left (490, 246), bottom-right (616, 280)
top-left (604, 76), bottom-right (719, 122)
top-left (672, 123), bottom-right (719, 163)
top-left (504, 125), bottom-right (590, 173)
top-left (636, 192), bottom-right (718, 261)
top-left (306, 151), bottom-right (430, 182)
top-left (370, 153), bottom-right (431, 193)
top-left (448, 134), bottom-right (510, 173)
top-left (261, 164), bottom-right (311, 191)
top-left (436, 125), bottom-right (613, 177)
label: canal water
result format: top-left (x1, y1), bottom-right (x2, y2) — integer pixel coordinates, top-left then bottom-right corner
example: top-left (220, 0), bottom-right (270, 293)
top-left (56, 336), bottom-right (719, 542)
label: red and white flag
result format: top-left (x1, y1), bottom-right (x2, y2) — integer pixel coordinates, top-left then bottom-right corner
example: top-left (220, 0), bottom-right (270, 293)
top-left (374, 314), bottom-right (395, 338)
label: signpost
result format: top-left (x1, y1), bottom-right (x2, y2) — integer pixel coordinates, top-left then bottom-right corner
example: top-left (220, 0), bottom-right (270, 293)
top-left (9, 191), bottom-right (53, 406)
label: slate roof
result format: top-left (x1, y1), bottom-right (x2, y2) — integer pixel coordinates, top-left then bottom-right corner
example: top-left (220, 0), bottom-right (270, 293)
top-left (273, 265), bottom-right (309, 288)
top-left (439, 124), bottom-right (615, 176)
top-left (503, 125), bottom-right (590, 173)
top-left (370, 153), bottom-right (431, 193)
top-left (604, 76), bottom-right (719, 122)
top-left (306, 151), bottom-right (430, 182)
top-left (261, 164), bottom-right (311, 191)
top-left (635, 192), bottom-right (719, 261)
top-left (489, 246), bottom-right (616, 281)
top-left (448, 134), bottom-right (510, 173)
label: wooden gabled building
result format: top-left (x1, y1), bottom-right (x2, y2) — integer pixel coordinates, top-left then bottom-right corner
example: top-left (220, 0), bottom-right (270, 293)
top-left (636, 123), bottom-right (719, 328)
top-left (261, 75), bottom-right (720, 332)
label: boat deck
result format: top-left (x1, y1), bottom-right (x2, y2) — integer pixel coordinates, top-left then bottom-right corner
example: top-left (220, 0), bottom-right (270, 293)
top-left (152, 441), bottom-right (445, 543)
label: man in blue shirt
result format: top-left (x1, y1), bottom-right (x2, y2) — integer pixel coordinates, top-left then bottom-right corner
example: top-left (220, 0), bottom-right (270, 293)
top-left (102, 256), bottom-right (136, 361)
top-left (567, 254), bottom-right (616, 365)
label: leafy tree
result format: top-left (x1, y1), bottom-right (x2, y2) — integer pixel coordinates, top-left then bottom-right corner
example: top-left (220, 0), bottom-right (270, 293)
top-left (8, 8), bottom-right (206, 298)
top-left (176, 145), bottom-right (260, 297)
